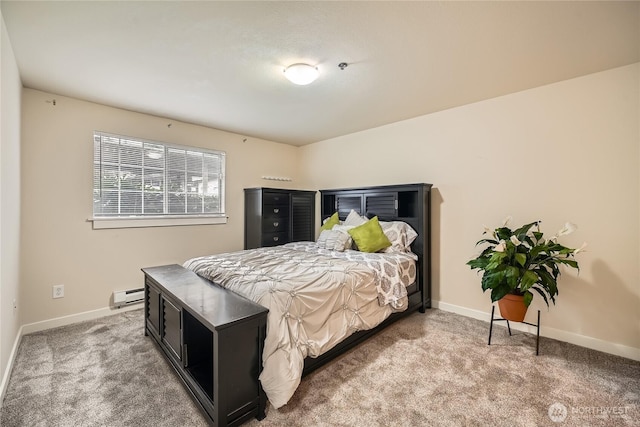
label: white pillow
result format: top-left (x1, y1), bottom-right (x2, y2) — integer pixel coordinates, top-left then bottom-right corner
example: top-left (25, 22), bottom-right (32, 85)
top-left (332, 224), bottom-right (355, 233)
top-left (344, 209), bottom-right (367, 227)
top-left (380, 221), bottom-right (418, 253)
top-left (316, 229), bottom-right (352, 252)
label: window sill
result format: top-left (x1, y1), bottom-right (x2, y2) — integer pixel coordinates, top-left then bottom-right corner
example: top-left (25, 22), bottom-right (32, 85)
top-left (89, 215), bottom-right (228, 230)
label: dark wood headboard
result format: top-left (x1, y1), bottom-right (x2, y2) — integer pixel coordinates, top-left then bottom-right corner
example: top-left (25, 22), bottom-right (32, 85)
top-left (319, 183), bottom-right (432, 311)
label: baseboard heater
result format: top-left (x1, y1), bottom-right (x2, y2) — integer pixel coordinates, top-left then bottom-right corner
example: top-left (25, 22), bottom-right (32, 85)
top-left (113, 288), bottom-right (144, 308)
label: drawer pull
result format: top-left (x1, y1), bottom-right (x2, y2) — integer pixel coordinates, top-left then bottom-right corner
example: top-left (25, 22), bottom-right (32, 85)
top-left (273, 208), bottom-right (280, 214)
top-left (273, 236), bottom-right (279, 242)
top-left (273, 222), bottom-right (279, 227)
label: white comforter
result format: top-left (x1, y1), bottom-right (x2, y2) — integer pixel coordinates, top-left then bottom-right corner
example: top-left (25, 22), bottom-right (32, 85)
top-left (183, 244), bottom-right (414, 408)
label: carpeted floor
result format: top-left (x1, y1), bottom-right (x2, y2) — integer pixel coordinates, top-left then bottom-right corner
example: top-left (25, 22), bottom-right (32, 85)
top-left (1, 308), bottom-right (638, 426)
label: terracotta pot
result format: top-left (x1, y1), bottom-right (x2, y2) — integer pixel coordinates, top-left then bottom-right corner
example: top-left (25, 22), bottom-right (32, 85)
top-left (498, 293), bottom-right (528, 322)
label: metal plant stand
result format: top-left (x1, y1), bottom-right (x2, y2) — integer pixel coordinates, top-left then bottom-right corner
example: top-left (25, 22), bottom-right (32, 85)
top-left (488, 306), bottom-right (541, 355)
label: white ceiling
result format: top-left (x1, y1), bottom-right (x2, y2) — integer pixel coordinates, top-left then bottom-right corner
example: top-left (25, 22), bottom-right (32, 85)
top-left (2, 1), bottom-right (638, 146)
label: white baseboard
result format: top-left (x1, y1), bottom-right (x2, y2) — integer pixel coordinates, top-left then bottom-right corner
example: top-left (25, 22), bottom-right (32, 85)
top-left (0, 325), bottom-right (23, 408)
top-left (21, 303), bottom-right (143, 335)
top-left (433, 300), bottom-right (640, 362)
top-left (3, 298), bottom-right (638, 406)
top-left (0, 302), bottom-right (143, 407)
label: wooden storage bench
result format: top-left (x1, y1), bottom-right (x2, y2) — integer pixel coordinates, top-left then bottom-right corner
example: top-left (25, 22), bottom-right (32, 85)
top-left (142, 264), bottom-right (269, 427)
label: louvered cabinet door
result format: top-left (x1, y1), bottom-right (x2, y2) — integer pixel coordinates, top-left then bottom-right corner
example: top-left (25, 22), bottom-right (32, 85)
top-left (335, 194), bottom-right (363, 218)
top-left (364, 192), bottom-right (398, 219)
top-left (145, 280), bottom-right (161, 340)
top-left (291, 192), bottom-right (315, 242)
top-left (162, 297), bottom-right (182, 363)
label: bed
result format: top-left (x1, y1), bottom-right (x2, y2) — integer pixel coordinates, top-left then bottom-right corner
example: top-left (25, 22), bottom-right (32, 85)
top-left (144, 183), bottom-right (432, 425)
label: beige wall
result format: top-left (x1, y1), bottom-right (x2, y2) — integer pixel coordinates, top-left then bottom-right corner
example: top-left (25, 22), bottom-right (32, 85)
top-left (1, 11), bottom-right (22, 395)
top-left (300, 64), bottom-right (640, 355)
top-left (19, 89), bottom-right (302, 325)
top-left (9, 55), bottom-right (640, 369)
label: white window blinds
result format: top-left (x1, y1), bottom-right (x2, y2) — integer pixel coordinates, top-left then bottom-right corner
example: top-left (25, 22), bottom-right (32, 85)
top-left (93, 132), bottom-right (225, 218)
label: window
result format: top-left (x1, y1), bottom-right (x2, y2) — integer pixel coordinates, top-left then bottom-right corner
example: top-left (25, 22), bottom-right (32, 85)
top-left (92, 132), bottom-right (226, 229)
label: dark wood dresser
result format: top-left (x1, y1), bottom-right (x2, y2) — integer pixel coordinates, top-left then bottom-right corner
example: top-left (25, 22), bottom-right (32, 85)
top-left (143, 264), bottom-right (269, 427)
top-left (244, 187), bottom-right (316, 249)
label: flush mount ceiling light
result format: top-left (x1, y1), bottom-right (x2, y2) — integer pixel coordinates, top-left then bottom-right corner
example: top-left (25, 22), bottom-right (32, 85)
top-left (283, 63), bottom-right (319, 85)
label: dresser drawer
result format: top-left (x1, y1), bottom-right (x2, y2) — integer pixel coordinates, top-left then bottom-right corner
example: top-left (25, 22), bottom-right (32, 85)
top-left (262, 217), bottom-right (288, 233)
top-left (262, 232), bottom-right (287, 246)
top-left (263, 192), bottom-right (289, 207)
top-left (262, 205), bottom-right (287, 219)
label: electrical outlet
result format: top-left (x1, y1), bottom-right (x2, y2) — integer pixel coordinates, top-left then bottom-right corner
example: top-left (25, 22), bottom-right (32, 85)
top-left (53, 284), bottom-right (64, 299)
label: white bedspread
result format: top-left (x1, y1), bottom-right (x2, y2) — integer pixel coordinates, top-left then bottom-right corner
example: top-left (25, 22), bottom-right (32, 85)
top-left (183, 245), bottom-right (413, 408)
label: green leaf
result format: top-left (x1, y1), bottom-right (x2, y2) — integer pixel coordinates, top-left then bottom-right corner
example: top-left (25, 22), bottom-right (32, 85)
top-left (490, 283), bottom-right (511, 302)
top-left (523, 290), bottom-right (533, 307)
top-left (531, 286), bottom-right (550, 307)
top-left (486, 253), bottom-right (507, 270)
top-left (481, 274), bottom-right (494, 291)
top-left (545, 262), bottom-right (560, 278)
top-left (547, 243), bottom-right (563, 252)
top-left (536, 268), bottom-right (558, 299)
top-left (505, 266), bottom-right (520, 288)
top-left (495, 227), bottom-right (512, 240)
top-left (476, 238), bottom-right (499, 246)
top-left (514, 253), bottom-right (527, 267)
top-left (529, 245), bottom-right (545, 259)
top-left (480, 247), bottom-right (495, 257)
top-left (513, 221), bottom-right (539, 238)
top-left (467, 258), bottom-right (490, 270)
top-left (482, 270), bottom-right (505, 291)
top-left (556, 258), bottom-right (579, 269)
top-left (490, 251), bottom-right (507, 262)
top-left (505, 265), bottom-right (519, 278)
top-left (520, 270), bottom-right (538, 291)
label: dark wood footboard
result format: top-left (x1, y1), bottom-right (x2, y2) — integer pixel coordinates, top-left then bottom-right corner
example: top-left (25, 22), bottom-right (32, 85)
top-left (142, 264), bottom-right (269, 427)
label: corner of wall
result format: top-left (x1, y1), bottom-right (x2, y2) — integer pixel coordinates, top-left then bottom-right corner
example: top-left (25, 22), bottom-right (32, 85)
top-left (0, 9), bottom-right (23, 407)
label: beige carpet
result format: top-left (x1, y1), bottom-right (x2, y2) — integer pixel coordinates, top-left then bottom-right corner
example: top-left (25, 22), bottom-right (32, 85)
top-left (1, 308), bottom-right (638, 426)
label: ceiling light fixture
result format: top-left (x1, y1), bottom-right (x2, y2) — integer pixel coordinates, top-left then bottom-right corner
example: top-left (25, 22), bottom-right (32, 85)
top-left (283, 63), bottom-right (319, 85)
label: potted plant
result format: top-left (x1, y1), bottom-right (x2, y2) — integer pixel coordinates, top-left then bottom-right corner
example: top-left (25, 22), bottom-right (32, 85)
top-left (467, 217), bottom-right (586, 321)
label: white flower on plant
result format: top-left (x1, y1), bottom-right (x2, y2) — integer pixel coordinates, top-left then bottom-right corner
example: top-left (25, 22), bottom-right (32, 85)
top-left (510, 235), bottom-right (521, 246)
top-left (556, 222), bottom-right (578, 237)
top-left (502, 216), bottom-right (512, 227)
top-left (494, 240), bottom-right (507, 252)
top-left (574, 242), bottom-right (588, 254)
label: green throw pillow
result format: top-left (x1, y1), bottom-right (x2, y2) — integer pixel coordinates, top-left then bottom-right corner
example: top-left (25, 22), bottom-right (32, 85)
top-left (320, 212), bottom-right (340, 231)
top-left (347, 216), bottom-right (391, 253)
